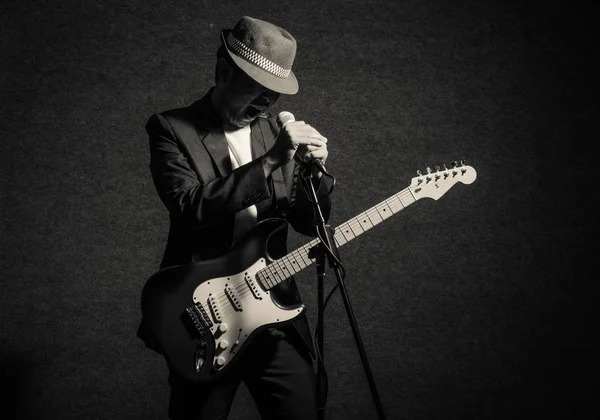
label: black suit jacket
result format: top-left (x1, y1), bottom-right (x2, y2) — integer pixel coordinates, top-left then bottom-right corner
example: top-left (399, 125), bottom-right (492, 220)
top-left (139, 89), bottom-right (332, 357)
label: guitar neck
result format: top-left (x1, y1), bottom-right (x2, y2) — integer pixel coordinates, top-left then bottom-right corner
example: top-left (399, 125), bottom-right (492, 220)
top-left (256, 186), bottom-right (417, 290)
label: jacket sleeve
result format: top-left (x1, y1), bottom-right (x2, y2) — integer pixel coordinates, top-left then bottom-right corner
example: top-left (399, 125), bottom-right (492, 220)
top-left (146, 113), bottom-right (272, 228)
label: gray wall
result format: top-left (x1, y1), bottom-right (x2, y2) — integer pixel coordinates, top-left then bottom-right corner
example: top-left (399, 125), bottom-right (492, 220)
top-left (1, 0), bottom-right (593, 419)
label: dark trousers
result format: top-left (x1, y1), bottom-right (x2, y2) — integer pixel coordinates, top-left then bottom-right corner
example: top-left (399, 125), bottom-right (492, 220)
top-left (168, 328), bottom-right (317, 420)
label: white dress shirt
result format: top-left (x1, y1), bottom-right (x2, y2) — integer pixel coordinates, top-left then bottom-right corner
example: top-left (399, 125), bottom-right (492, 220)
top-left (224, 125), bottom-right (258, 243)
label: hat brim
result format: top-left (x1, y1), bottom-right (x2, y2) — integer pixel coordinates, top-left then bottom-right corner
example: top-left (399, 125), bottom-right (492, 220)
top-left (221, 31), bottom-right (298, 95)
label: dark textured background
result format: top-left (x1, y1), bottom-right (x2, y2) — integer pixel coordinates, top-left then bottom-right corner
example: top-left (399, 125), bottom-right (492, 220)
top-left (1, 0), bottom-right (595, 419)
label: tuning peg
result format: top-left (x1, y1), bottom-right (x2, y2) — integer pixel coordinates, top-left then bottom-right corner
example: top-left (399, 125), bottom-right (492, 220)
top-left (451, 161), bottom-right (458, 168)
top-left (435, 165), bottom-right (441, 172)
top-left (416, 169), bottom-right (424, 184)
top-left (441, 164), bottom-right (449, 178)
top-left (460, 159), bottom-right (466, 166)
top-left (425, 167), bottom-right (433, 183)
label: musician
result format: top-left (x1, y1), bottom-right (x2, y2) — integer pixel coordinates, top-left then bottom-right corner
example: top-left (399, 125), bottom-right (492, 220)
top-left (139, 16), bottom-right (332, 420)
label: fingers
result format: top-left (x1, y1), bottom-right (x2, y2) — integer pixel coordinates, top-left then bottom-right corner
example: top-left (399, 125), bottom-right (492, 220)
top-left (302, 144), bottom-right (326, 152)
top-left (274, 120), bottom-right (329, 166)
top-left (302, 150), bottom-right (328, 162)
top-left (295, 142), bottom-right (328, 163)
top-left (290, 137), bottom-right (326, 150)
top-left (284, 121), bottom-right (327, 147)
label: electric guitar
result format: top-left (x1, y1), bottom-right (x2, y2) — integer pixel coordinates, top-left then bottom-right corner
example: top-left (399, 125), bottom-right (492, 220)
top-left (141, 161), bottom-right (477, 382)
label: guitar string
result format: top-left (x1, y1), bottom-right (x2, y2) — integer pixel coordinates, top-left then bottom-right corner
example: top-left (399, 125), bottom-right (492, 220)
top-left (184, 174), bottom-right (469, 335)
top-left (204, 237), bottom-right (320, 307)
top-left (193, 173), bottom-right (472, 322)
top-left (195, 189), bottom-right (416, 313)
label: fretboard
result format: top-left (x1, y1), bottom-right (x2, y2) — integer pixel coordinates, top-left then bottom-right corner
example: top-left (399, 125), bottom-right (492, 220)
top-left (256, 186), bottom-right (417, 290)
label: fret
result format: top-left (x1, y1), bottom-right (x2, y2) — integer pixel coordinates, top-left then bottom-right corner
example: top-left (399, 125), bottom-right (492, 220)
top-left (289, 251), bottom-right (307, 271)
top-left (278, 258), bottom-right (292, 277)
top-left (294, 255), bottom-right (307, 271)
top-left (266, 270), bottom-right (276, 288)
top-left (284, 254), bottom-right (295, 273)
top-left (288, 253), bottom-right (304, 274)
top-left (334, 232), bottom-right (346, 247)
top-left (399, 191), bottom-right (416, 207)
top-left (275, 257), bottom-right (292, 282)
top-left (386, 195), bottom-right (403, 212)
top-left (266, 271), bottom-right (277, 288)
top-left (349, 218), bottom-right (365, 236)
top-left (270, 264), bottom-right (283, 285)
top-left (351, 213), bottom-right (374, 231)
top-left (338, 224), bottom-right (356, 242)
top-left (387, 195), bottom-right (405, 213)
top-left (360, 212), bottom-right (376, 229)
top-left (283, 254), bottom-right (295, 273)
top-left (288, 260), bottom-right (301, 275)
top-left (256, 271), bottom-right (266, 289)
top-left (374, 201), bottom-right (394, 219)
top-left (297, 249), bottom-right (308, 265)
top-left (259, 269), bottom-right (274, 289)
top-left (365, 207), bottom-right (384, 224)
top-left (301, 244), bottom-right (314, 264)
top-left (269, 264), bottom-right (285, 284)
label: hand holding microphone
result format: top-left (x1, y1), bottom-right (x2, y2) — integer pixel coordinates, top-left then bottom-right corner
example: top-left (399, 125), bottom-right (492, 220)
top-left (276, 111), bottom-right (328, 173)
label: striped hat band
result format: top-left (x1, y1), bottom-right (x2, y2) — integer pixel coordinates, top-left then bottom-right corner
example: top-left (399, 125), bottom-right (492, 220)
top-left (226, 33), bottom-right (291, 79)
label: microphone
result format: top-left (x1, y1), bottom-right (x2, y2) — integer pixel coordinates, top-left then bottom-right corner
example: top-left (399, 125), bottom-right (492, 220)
top-left (277, 111), bottom-right (327, 173)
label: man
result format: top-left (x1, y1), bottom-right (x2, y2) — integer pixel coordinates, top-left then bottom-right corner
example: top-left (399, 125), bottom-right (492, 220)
top-left (140, 16), bottom-right (332, 420)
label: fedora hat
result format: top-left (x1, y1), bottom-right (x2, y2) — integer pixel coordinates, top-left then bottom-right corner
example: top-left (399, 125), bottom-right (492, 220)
top-left (221, 16), bottom-right (298, 95)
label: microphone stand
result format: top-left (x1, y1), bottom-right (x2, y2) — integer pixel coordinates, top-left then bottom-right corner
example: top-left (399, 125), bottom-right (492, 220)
top-left (298, 166), bottom-right (387, 420)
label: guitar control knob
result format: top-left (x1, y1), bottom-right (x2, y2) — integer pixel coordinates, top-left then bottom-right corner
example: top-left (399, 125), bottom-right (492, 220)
top-left (217, 340), bottom-right (229, 351)
top-left (214, 356), bottom-right (226, 368)
top-left (217, 323), bottom-right (228, 334)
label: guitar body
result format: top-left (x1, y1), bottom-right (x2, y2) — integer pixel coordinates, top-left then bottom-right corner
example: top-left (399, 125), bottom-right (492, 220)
top-left (141, 218), bottom-right (304, 383)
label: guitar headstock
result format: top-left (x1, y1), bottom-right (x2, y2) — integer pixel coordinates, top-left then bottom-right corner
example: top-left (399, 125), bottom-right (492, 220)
top-left (409, 160), bottom-right (477, 200)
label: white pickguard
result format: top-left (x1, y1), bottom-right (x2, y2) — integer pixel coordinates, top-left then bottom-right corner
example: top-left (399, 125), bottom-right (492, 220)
top-left (192, 258), bottom-right (304, 371)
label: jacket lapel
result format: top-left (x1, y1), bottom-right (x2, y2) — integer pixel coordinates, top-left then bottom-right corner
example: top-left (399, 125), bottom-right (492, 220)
top-left (202, 129), bottom-right (232, 176)
top-left (191, 91), bottom-right (232, 176)
top-left (199, 111), bottom-right (267, 177)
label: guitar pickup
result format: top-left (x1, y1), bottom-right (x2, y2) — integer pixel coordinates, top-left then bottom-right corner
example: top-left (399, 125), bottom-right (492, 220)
top-left (208, 295), bottom-right (222, 323)
top-left (225, 284), bottom-right (243, 311)
top-left (245, 274), bottom-right (263, 300)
